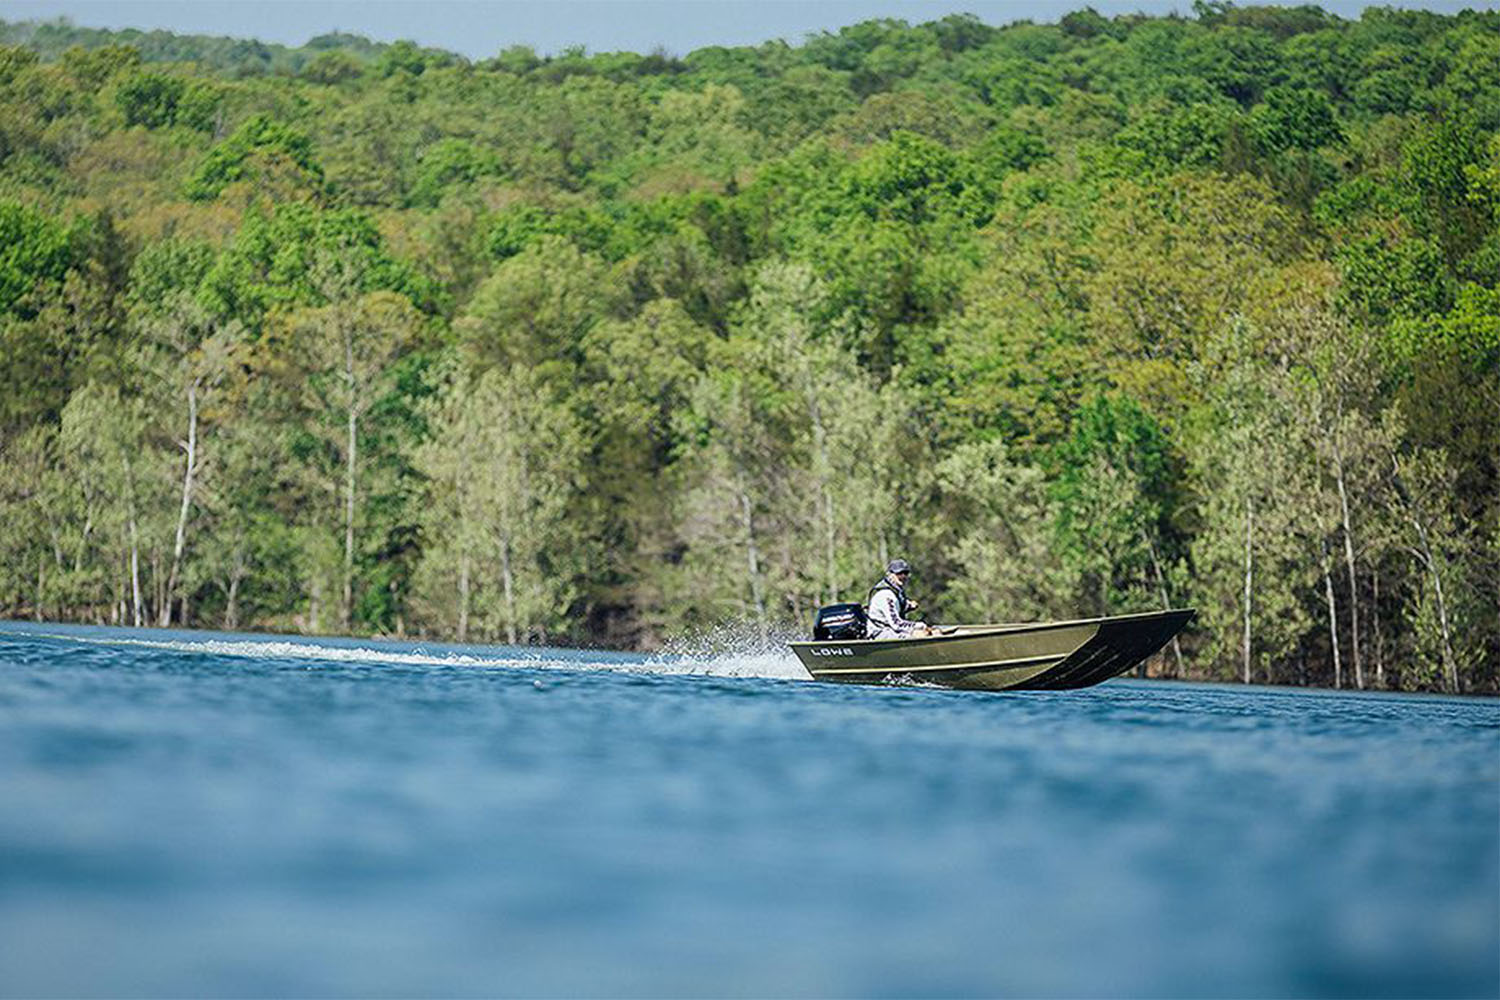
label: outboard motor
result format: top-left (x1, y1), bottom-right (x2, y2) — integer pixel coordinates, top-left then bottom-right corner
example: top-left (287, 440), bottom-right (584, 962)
top-left (813, 603), bottom-right (867, 641)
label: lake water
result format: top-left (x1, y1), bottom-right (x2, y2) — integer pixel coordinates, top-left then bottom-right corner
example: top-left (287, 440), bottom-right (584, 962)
top-left (0, 621), bottom-right (1495, 997)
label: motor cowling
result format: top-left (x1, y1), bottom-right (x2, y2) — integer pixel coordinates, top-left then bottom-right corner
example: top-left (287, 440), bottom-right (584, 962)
top-left (813, 602), bottom-right (867, 641)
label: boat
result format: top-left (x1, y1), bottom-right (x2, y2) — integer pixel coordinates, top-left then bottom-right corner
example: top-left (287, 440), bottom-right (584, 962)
top-left (789, 608), bottom-right (1195, 691)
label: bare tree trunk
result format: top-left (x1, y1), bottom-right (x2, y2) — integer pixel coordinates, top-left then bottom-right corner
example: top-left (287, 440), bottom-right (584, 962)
top-left (821, 477), bottom-right (837, 606)
top-left (1322, 542), bottom-right (1342, 689)
top-left (342, 402), bottom-right (357, 632)
top-left (128, 526), bottom-right (142, 627)
top-left (1242, 499), bottom-right (1253, 685)
top-left (737, 474), bottom-right (768, 644)
top-left (1392, 459), bottom-right (1458, 692)
top-left (1331, 434), bottom-right (1363, 688)
top-left (225, 573), bottom-right (241, 630)
top-left (1142, 529), bottom-right (1183, 678)
top-left (123, 455), bottom-right (143, 628)
top-left (151, 548), bottom-right (163, 627)
top-left (393, 578), bottom-right (405, 638)
top-left (807, 395), bottom-right (837, 606)
top-left (1428, 552), bottom-right (1457, 695)
top-left (500, 535), bottom-right (517, 645)
top-left (1372, 568), bottom-right (1385, 689)
top-left (457, 547), bottom-right (471, 643)
top-left (1411, 524), bottom-right (1458, 693)
top-left (308, 574), bottom-right (321, 634)
top-left (221, 544), bottom-right (246, 630)
top-left (74, 513), bottom-right (91, 574)
top-left (161, 379), bottom-right (200, 627)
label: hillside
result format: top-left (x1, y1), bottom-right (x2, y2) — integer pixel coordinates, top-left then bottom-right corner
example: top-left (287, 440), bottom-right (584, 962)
top-left (0, 5), bottom-right (1496, 691)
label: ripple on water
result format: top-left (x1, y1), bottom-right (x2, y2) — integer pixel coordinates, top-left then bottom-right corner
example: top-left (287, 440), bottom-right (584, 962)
top-left (0, 621), bottom-right (1495, 998)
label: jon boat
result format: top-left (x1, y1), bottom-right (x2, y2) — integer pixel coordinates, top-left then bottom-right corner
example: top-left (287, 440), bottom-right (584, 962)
top-left (790, 608), bottom-right (1195, 692)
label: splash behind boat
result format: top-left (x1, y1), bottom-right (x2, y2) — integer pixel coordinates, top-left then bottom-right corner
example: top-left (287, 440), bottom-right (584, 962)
top-left (789, 608), bottom-right (1195, 691)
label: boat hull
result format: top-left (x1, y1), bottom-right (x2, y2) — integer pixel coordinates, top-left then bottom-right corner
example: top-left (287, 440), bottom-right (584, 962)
top-left (790, 609), bottom-right (1194, 691)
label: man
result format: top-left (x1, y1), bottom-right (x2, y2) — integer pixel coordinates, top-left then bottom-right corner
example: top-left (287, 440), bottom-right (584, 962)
top-left (866, 558), bottom-right (928, 639)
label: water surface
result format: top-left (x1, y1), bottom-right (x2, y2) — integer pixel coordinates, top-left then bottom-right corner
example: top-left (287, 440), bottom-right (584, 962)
top-left (0, 622), bottom-right (1495, 997)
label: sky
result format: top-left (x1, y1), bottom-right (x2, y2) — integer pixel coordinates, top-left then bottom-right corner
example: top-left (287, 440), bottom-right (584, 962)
top-left (3, 0), bottom-right (1487, 59)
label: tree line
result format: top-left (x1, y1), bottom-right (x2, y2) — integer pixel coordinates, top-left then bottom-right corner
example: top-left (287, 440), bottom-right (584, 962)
top-left (0, 4), bottom-right (1495, 691)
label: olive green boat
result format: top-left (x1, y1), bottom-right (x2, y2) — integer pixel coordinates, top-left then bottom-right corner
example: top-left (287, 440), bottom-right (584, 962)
top-left (790, 608), bottom-right (1195, 691)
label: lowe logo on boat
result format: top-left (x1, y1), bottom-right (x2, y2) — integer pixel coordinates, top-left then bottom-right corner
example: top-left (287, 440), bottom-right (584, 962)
top-left (810, 647), bottom-right (853, 656)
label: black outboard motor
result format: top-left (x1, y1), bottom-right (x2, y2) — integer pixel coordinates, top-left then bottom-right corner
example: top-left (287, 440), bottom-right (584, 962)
top-left (814, 603), bottom-right (867, 641)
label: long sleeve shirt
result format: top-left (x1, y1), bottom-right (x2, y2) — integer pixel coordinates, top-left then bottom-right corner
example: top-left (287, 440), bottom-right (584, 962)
top-left (866, 583), bottom-right (923, 639)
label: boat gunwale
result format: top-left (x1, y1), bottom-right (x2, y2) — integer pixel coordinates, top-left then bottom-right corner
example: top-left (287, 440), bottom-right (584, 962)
top-left (788, 608), bottom-right (1193, 649)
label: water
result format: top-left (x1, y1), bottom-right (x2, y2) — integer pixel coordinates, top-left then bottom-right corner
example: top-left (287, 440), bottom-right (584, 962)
top-left (0, 622), bottom-right (1495, 998)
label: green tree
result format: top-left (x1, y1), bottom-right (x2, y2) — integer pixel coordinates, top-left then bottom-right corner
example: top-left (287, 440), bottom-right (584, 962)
top-left (184, 113), bottom-right (324, 201)
top-left (133, 292), bottom-right (240, 626)
top-left (58, 382), bottom-right (163, 626)
top-left (0, 199), bottom-right (73, 317)
top-left (1051, 394), bottom-right (1182, 640)
top-left (281, 277), bottom-right (423, 631)
top-left (934, 438), bottom-right (1074, 624)
top-left (1188, 338), bottom-right (1314, 684)
top-left (414, 361), bottom-right (587, 643)
top-left (457, 235), bottom-right (623, 372)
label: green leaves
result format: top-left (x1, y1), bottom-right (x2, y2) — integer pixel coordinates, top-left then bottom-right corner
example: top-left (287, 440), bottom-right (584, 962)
top-left (458, 235), bottom-right (623, 372)
top-left (1051, 394), bottom-right (1179, 615)
top-left (0, 199), bottom-right (72, 316)
top-left (184, 113), bottom-right (323, 201)
top-left (406, 138), bottom-right (503, 209)
top-left (1248, 86), bottom-right (1342, 154)
top-left (202, 203), bottom-right (433, 326)
top-left (0, 7), bottom-right (1496, 687)
top-left (115, 71), bottom-right (220, 131)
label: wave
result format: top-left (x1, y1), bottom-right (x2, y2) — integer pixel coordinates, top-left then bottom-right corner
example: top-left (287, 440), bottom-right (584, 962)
top-left (7, 624), bottom-right (813, 683)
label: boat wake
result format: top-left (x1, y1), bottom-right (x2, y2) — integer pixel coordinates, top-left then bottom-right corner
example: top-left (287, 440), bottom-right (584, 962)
top-left (650, 621), bottom-right (811, 681)
top-left (7, 624), bottom-right (812, 683)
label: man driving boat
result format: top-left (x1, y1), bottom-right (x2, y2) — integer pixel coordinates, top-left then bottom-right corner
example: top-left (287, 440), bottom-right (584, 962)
top-left (866, 559), bottom-right (929, 639)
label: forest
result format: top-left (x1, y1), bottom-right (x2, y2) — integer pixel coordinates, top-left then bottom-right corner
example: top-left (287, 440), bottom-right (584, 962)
top-left (0, 5), bottom-right (1495, 691)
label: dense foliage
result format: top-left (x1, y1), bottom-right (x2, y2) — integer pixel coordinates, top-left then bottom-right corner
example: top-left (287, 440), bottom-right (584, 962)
top-left (0, 5), bottom-right (1495, 691)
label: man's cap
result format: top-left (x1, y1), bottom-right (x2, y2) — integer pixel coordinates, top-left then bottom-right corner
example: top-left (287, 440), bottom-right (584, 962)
top-left (887, 559), bottom-right (911, 574)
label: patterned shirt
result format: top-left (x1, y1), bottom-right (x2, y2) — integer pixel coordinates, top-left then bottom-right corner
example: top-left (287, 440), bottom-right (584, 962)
top-left (866, 581), bottom-right (922, 639)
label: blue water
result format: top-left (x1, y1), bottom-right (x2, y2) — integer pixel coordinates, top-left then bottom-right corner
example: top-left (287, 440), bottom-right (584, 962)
top-left (0, 622), bottom-right (1495, 998)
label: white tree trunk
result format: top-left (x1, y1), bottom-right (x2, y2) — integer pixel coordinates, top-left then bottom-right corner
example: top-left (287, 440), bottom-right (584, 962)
top-left (807, 392), bottom-right (837, 606)
top-left (1143, 529), bottom-right (1183, 677)
top-left (225, 565), bottom-right (242, 630)
top-left (737, 476), bottom-right (768, 644)
top-left (161, 379), bottom-right (199, 627)
top-left (1322, 544), bottom-right (1342, 689)
top-left (1398, 470), bottom-right (1459, 693)
top-left (500, 535), bottom-right (517, 645)
top-left (74, 505), bottom-right (92, 573)
top-left (123, 455), bottom-right (143, 628)
top-left (343, 401), bottom-right (357, 632)
top-left (1241, 499), bottom-right (1253, 685)
top-left (1332, 434), bottom-right (1363, 688)
top-left (1411, 526), bottom-right (1458, 693)
top-left (1372, 569), bottom-right (1385, 689)
top-left (308, 574), bottom-right (322, 634)
top-left (128, 521), bottom-right (142, 627)
top-left (457, 547), bottom-right (471, 643)
top-left (1429, 555), bottom-right (1457, 694)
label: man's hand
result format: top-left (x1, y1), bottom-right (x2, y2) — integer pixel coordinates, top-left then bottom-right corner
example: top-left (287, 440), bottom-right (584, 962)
top-left (908, 599), bottom-right (920, 612)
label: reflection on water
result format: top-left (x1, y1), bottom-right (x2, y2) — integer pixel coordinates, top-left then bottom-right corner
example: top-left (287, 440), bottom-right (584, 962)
top-left (0, 622), bottom-right (1495, 997)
